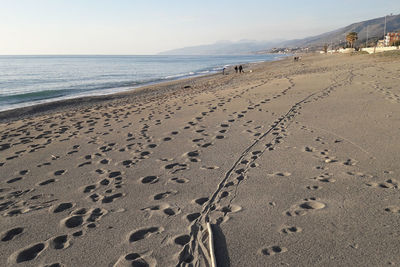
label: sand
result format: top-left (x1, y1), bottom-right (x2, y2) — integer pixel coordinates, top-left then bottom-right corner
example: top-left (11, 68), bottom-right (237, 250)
top-left (1, 53), bottom-right (400, 267)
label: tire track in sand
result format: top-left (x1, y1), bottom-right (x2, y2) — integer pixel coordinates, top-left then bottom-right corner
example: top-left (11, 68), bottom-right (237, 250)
top-left (176, 67), bottom-right (357, 266)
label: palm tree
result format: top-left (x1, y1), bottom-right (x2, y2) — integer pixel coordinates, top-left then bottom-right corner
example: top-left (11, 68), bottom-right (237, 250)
top-left (346, 32), bottom-right (358, 48)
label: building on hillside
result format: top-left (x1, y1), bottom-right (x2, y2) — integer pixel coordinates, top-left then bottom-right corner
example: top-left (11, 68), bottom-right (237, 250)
top-left (377, 40), bottom-right (385, 48)
top-left (384, 32), bottom-right (400, 46)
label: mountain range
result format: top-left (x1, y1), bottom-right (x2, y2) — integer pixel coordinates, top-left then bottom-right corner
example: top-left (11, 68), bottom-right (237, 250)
top-left (159, 14), bottom-right (400, 55)
top-left (279, 13), bottom-right (400, 49)
top-left (158, 40), bottom-right (283, 55)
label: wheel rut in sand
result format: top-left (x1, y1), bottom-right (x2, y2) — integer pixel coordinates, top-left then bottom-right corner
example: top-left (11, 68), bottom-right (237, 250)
top-left (176, 70), bottom-right (356, 266)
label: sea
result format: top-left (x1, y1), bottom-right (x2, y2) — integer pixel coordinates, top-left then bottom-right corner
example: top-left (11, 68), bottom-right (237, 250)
top-left (0, 54), bottom-right (286, 112)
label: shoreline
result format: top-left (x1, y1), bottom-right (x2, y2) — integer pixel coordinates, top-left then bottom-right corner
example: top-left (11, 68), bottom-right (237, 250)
top-left (0, 56), bottom-right (288, 122)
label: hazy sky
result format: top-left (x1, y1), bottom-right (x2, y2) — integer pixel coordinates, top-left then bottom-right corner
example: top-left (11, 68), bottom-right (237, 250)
top-left (1, 0), bottom-right (399, 54)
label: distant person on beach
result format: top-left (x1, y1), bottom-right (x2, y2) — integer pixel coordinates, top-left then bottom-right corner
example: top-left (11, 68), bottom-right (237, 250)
top-left (239, 65), bottom-right (243, 73)
top-left (222, 67), bottom-right (225, 75)
top-left (235, 66), bottom-right (238, 73)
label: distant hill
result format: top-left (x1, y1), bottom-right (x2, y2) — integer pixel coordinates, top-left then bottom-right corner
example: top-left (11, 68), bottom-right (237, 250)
top-left (159, 14), bottom-right (400, 55)
top-left (158, 40), bottom-right (283, 55)
top-left (276, 13), bottom-right (400, 49)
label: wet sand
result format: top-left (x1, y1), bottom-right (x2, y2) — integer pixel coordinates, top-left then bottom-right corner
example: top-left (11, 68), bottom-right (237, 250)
top-left (1, 53), bottom-right (400, 266)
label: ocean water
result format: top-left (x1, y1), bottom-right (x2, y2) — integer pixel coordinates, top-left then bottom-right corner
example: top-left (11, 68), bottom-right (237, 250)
top-left (0, 54), bottom-right (285, 112)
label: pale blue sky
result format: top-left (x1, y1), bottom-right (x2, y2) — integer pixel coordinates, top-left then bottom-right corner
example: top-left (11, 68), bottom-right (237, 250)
top-left (1, 0), bottom-right (399, 54)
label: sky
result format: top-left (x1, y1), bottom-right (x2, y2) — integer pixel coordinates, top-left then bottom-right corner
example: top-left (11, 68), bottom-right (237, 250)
top-left (1, 0), bottom-right (399, 55)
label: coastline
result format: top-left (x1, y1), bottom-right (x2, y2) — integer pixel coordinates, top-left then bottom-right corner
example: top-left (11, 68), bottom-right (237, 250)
top-left (0, 56), bottom-right (287, 122)
top-left (1, 53), bottom-right (400, 266)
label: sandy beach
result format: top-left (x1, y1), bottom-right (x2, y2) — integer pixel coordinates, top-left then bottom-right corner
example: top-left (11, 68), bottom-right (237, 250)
top-left (1, 53), bottom-right (400, 266)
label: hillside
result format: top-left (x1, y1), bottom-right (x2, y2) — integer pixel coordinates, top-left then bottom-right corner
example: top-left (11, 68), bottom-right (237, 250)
top-left (159, 14), bottom-right (400, 55)
top-left (278, 13), bottom-right (400, 49)
top-left (158, 40), bottom-right (282, 55)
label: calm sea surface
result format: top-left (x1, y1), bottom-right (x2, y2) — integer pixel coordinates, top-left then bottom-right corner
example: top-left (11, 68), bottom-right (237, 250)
top-left (0, 54), bottom-right (285, 111)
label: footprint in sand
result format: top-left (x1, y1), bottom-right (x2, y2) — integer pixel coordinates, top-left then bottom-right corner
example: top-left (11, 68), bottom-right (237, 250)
top-left (99, 178), bottom-right (110, 186)
top-left (108, 171), bottom-right (122, 178)
top-left (122, 160), bottom-right (133, 167)
top-left (129, 227), bottom-right (163, 243)
top-left (139, 151), bottom-right (151, 159)
top-left (152, 190), bottom-right (177, 200)
top-left (224, 181), bottom-right (236, 188)
top-left (343, 158), bottom-right (357, 166)
top-left (384, 206), bottom-right (400, 214)
top-left (101, 193), bottom-right (124, 204)
top-left (185, 213), bottom-right (201, 222)
top-left (147, 143), bottom-right (157, 149)
top-left (0, 143), bottom-right (11, 151)
top-left (220, 191), bottom-right (230, 199)
top-left (115, 252), bottom-right (156, 267)
top-left (346, 171), bottom-right (372, 179)
top-left (52, 202), bottom-right (74, 213)
top-left (164, 162), bottom-right (188, 173)
top-left (62, 207), bottom-right (108, 229)
top-left (185, 150), bottom-right (201, 163)
top-left (268, 172), bottom-right (291, 177)
top-left (170, 177), bottom-right (190, 184)
top-left (218, 204), bottom-right (242, 215)
top-left (192, 138), bottom-right (204, 143)
top-left (89, 193), bottom-right (100, 202)
top-left (311, 173), bottom-right (336, 183)
top-left (99, 158), bottom-right (111, 165)
top-left (43, 262), bottom-right (63, 267)
top-left (193, 197), bottom-right (209, 206)
top-left (303, 146), bottom-right (316, 152)
top-left (54, 170), bottom-right (66, 176)
top-left (10, 243), bottom-right (47, 263)
top-left (124, 254), bottom-right (151, 266)
top-left (63, 215), bottom-right (84, 228)
top-left (19, 170), bottom-right (29, 175)
top-left (72, 230), bottom-right (84, 237)
top-left (37, 178), bottom-right (58, 186)
top-left (366, 179), bottom-right (398, 189)
top-left (141, 203), bottom-right (180, 217)
top-left (250, 162), bottom-right (259, 168)
top-left (78, 161), bottom-right (91, 167)
top-left (140, 176), bottom-right (159, 184)
top-left (50, 234), bottom-right (70, 249)
top-left (220, 123), bottom-right (230, 128)
top-left (6, 177), bottom-right (23, 184)
top-left (260, 246), bottom-right (288, 256)
top-left (200, 142), bottom-right (213, 148)
top-left (286, 198), bottom-right (326, 216)
top-left (280, 226), bottom-right (302, 234)
top-left (1, 227), bottom-right (24, 242)
top-left (306, 185), bottom-right (321, 190)
top-left (200, 165), bottom-right (219, 170)
top-left (95, 168), bottom-right (106, 174)
top-left (83, 184), bottom-right (97, 193)
top-left (174, 234), bottom-right (191, 246)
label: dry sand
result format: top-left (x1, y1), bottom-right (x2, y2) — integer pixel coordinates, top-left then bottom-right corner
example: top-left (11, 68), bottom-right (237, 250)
top-left (1, 53), bottom-right (400, 267)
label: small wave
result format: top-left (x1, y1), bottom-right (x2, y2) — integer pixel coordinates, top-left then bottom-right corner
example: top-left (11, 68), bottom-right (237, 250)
top-left (198, 70), bottom-right (210, 74)
top-left (163, 72), bottom-right (195, 79)
top-left (0, 89), bottom-right (72, 104)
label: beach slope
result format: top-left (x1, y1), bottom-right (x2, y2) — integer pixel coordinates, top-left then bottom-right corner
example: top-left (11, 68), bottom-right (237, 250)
top-left (1, 53), bottom-right (400, 266)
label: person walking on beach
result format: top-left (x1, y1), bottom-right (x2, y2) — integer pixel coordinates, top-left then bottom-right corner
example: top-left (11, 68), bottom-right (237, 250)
top-left (234, 66), bottom-right (238, 73)
top-left (222, 67), bottom-right (225, 75)
top-left (239, 65), bottom-right (243, 73)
